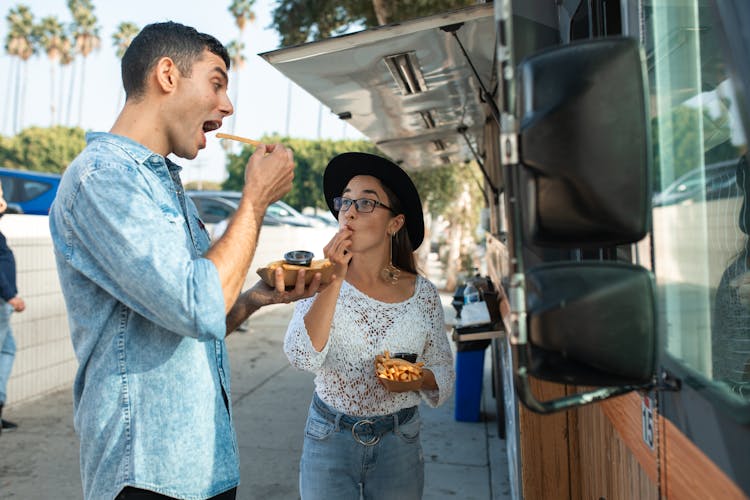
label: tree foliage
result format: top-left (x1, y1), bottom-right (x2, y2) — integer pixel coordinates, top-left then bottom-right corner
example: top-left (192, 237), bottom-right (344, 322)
top-left (112, 21), bottom-right (139, 59)
top-left (411, 164), bottom-right (464, 217)
top-left (223, 135), bottom-right (380, 210)
top-left (223, 135), bottom-right (484, 250)
top-left (67, 0), bottom-right (100, 57)
top-left (35, 15), bottom-right (65, 61)
top-left (5, 5), bottom-right (35, 60)
top-left (652, 104), bottom-right (742, 192)
top-left (270, 0), bottom-right (477, 46)
top-left (0, 126), bottom-right (86, 173)
top-left (412, 162), bottom-right (485, 232)
top-left (229, 0), bottom-right (257, 31)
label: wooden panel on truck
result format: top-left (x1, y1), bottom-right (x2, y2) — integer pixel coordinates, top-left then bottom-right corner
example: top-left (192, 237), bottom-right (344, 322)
top-left (662, 416), bottom-right (748, 500)
top-left (519, 380), bottom-right (659, 499)
top-left (578, 392), bottom-right (659, 500)
top-left (518, 377), bottom-right (571, 500)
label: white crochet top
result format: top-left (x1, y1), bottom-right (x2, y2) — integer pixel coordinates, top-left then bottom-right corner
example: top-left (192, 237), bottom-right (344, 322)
top-left (284, 275), bottom-right (455, 417)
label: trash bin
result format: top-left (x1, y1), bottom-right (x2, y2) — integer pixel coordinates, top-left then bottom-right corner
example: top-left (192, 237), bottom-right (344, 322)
top-left (453, 324), bottom-right (492, 422)
top-left (451, 275), bottom-right (500, 423)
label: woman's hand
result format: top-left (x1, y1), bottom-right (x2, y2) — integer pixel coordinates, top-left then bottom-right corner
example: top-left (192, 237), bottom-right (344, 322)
top-left (323, 228), bottom-right (353, 282)
top-left (377, 377), bottom-right (423, 393)
top-left (377, 368), bottom-right (437, 393)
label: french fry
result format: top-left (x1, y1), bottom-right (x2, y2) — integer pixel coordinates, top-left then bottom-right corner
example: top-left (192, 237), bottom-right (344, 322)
top-left (375, 351), bottom-right (423, 382)
top-left (216, 132), bottom-right (263, 147)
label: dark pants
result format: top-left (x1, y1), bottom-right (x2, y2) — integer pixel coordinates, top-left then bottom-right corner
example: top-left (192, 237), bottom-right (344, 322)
top-left (116, 487), bottom-right (237, 500)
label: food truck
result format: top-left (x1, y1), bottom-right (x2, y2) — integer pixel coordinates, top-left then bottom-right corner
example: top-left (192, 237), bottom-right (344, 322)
top-left (261, 1), bottom-right (750, 498)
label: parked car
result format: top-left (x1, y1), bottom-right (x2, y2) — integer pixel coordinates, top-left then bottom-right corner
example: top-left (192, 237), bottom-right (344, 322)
top-left (652, 159), bottom-right (740, 207)
top-left (186, 190), bottom-right (320, 227)
top-left (187, 191), bottom-right (285, 228)
top-left (304, 211), bottom-right (339, 228)
top-left (266, 199), bottom-right (319, 227)
top-left (0, 167), bottom-right (62, 215)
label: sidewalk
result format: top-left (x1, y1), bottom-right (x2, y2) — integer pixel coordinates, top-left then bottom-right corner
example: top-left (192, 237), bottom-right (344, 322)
top-left (0, 299), bottom-right (510, 500)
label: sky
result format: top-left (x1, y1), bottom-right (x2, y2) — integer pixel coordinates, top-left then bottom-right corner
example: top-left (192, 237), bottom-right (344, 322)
top-left (0, 0), bottom-right (365, 183)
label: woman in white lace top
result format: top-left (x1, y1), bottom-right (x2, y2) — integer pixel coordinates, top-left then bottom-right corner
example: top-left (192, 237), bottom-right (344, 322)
top-left (284, 152), bottom-right (455, 500)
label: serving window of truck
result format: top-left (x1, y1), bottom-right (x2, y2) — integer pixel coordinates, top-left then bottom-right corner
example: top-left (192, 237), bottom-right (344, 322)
top-left (262, 1), bottom-right (750, 498)
top-left (647, 1), bottom-right (750, 497)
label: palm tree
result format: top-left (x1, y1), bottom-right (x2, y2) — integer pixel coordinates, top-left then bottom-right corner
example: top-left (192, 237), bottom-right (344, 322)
top-left (5, 5), bottom-right (36, 134)
top-left (3, 20), bottom-right (20, 134)
top-left (35, 15), bottom-right (66, 125)
top-left (58, 32), bottom-right (74, 125)
top-left (227, 0), bottom-right (256, 134)
top-left (225, 39), bottom-right (246, 137)
top-left (229, 0), bottom-right (256, 32)
top-left (112, 21), bottom-right (139, 110)
top-left (67, 0), bottom-right (100, 126)
top-left (112, 21), bottom-right (138, 59)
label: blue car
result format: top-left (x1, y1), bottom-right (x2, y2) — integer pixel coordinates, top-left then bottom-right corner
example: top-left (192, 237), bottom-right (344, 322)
top-left (0, 167), bottom-right (62, 215)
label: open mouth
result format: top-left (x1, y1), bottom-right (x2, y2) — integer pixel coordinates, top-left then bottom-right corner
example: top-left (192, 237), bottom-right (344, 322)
top-left (202, 120), bottom-right (221, 133)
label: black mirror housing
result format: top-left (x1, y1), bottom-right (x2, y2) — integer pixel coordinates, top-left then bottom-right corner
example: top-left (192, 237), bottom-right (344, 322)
top-left (526, 262), bottom-right (656, 386)
top-left (518, 37), bottom-right (651, 247)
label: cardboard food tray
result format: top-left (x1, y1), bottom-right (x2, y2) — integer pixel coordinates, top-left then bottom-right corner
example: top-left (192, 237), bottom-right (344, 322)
top-left (256, 259), bottom-right (334, 287)
top-left (377, 376), bottom-right (423, 392)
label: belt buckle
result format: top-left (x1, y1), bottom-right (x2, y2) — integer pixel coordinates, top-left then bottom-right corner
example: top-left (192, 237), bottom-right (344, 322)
top-left (351, 419), bottom-right (380, 446)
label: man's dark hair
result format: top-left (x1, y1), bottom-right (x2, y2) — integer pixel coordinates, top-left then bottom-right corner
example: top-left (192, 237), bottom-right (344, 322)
top-left (122, 21), bottom-right (230, 99)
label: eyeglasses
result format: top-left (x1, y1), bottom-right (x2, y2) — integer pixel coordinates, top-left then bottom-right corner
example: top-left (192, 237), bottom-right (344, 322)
top-left (333, 196), bottom-right (394, 214)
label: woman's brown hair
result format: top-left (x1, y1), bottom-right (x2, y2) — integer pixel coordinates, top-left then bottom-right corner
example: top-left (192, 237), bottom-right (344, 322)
top-left (380, 182), bottom-right (419, 275)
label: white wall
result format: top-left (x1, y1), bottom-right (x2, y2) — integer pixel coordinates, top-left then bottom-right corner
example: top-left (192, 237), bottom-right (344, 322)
top-left (1, 215), bottom-right (73, 407)
top-left (1, 213), bottom-right (336, 408)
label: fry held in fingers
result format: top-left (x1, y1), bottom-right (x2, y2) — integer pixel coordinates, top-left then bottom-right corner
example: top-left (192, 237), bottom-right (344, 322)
top-left (243, 140), bottom-right (295, 205)
top-left (216, 132), bottom-right (263, 147)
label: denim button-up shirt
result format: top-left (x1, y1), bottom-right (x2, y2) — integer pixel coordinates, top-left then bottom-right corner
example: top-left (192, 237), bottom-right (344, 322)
top-left (50, 132), bottom-right (238, 500)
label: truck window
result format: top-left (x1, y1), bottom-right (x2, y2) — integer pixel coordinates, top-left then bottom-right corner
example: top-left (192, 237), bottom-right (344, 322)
top-left (648, 1), bottom-right (749, 403)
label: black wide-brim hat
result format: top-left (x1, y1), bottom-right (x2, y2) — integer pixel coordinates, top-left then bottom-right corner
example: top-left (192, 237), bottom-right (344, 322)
top-left (324, 152), bottom-right (424, 249)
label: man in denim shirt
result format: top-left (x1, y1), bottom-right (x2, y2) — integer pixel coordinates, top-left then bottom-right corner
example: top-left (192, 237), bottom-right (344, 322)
top-left (49, 22), bottom-right (323, 500)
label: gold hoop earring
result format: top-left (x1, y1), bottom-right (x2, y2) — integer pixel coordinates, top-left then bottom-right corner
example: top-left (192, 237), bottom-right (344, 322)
top-left (380, 233), bottom-right (401, 285)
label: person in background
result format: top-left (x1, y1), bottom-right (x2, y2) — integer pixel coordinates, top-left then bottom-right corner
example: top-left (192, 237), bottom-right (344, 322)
top-left (713, 154), bottom-right (750, 396)
top-left (0, 182), bottom-right (26, 435)
top-left (284, 152), bottom-right (455, 500)
top-left (49, 21), bottom-right (322, 500)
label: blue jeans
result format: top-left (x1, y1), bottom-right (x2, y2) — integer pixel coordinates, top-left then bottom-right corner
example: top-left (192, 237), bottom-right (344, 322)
top-left (299, 393), bottom-right (424, 500)
top-left (0, 302), bottom-right (15, 405)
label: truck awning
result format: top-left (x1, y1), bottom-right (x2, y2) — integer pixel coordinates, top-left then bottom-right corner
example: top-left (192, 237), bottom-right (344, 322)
top-left (259, 3), bottom-right (496, 171)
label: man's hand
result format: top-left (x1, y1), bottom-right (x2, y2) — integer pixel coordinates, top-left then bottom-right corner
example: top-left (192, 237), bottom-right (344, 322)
top-left (225, 267), bottom-right (324, 334)
top-left (208, 142), bottom-right (295, 314)
top-left (8, 296), bottom-right (25, 312)
top-left (243, 143), bottom-right (295, 209)
top-left (249, 266), bottom-right (324, 307)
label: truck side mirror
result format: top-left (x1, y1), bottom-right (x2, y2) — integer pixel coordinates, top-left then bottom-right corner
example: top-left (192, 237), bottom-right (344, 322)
top-left (518, 37), bottom-right (651, 247)
top-left (510, 37), bottom-right (656, 413)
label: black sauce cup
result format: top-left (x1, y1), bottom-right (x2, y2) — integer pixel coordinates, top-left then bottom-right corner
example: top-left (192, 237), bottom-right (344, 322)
top-left (283, 250), bottom-right (314, 266)
top-left (392, 352), bottom-right (418, 363)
